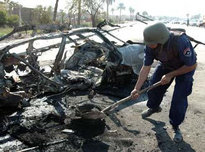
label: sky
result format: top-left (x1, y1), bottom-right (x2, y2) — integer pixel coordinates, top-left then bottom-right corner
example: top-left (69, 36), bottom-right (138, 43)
top-left (1, 0), bottom-right (205, 18)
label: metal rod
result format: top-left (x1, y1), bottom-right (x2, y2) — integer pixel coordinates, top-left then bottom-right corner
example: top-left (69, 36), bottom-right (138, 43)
top-left (11, 53), bottom-right (63, 87)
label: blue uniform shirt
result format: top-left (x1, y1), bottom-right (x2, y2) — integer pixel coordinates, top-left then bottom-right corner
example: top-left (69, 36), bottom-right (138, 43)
top-left (144, 33), bottom-right (197, 69)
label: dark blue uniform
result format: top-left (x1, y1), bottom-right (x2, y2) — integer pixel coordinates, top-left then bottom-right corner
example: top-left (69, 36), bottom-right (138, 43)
top-left (144, 33), bottom-right (197, 128)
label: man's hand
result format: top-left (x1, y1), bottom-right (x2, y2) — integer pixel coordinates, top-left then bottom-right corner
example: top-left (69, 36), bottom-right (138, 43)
top-left (160, 64), bottom-right (197, 85)
top-left (160, 74), bottom-right (173, 85)
top-left (131, 89), bottom-right (140, 100)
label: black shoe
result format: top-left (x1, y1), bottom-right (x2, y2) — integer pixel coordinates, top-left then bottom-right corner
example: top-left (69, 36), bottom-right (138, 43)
top-left (141, 107), bottom-right (162, 119)
top-left (173, 127), bottom-right (183, 143)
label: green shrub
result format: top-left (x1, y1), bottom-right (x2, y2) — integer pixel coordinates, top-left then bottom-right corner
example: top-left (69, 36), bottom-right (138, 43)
top-left (0, 10), bottom-right (7, 26)
top-left (39, 12), bottom-right (52, 24)
top-left (80, 22), bottom-right (92, 27)
top-left (7, 15), bottom-right (19, 27)
top-left (0, 27), bottom-right (13, 37)
top-left (96, 17), bottom-right (104, 26)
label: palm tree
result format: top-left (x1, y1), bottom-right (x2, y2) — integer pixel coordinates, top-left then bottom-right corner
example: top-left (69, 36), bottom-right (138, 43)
top-left (60, 9), bottom-right (66, 24)
top-left (53, 0), bottom-right (59, 22)
top-left (111, 8), bottom-right (114, 15)
top-left (117, 3), bottom-right (125, 23)
top-left (105, 0), bottom-right (115, 21)
top-left (77, 0), bottom-right (81, 25)
top-left (84, 0), bottom-right (104, 27)
top-left (129, 7), bottom-right (135, 21)
top-left (66, 0), bottom-right (81, 26)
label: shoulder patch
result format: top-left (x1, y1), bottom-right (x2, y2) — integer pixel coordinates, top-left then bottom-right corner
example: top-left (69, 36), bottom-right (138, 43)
top-left (183, 48), bottom-right (192, 57)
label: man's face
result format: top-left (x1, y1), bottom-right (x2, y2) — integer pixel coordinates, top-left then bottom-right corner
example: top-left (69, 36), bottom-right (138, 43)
top-left (148, 44), bottom-right (158, 49)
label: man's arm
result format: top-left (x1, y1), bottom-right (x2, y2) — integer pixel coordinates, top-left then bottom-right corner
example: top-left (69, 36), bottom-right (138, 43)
top-left (135, 65), bottom-right (151, 90)
top-left (131, 65), bottom-right (151, 99)
top-left (161, 63), bottom-right (197, 85)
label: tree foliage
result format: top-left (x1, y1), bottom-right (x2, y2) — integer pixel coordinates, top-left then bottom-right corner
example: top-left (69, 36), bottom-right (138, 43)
top-left (0, 1), bottom-right (20, 27)
top-left (105, 0), bottom-right (115, 20)
top-left (118, 3), bottom-right (125, 22)
top-left (142, 11), bottom-right (148, 16)
top-left (129, 7), bottom-right (135, 20)
top-left (60, 9), bottom-right (66, 24)
top-left (7, 14), bottom-right (19, 26)
top-left (0, 10), bottom-right (7, 26)
top-left (83, 0), bottom-right (104, 27)
top-left (66, 0), bottom-right (79, 26)
top-left (32, 5), bottom-right (52, 25)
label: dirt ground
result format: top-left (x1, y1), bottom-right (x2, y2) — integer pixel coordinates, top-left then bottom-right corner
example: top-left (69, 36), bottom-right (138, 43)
top-left (0, 23), bottom-right (205, 152)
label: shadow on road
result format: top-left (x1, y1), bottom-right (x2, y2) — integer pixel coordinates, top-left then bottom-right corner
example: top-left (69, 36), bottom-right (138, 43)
top-left (82, 139), bottom-right (109, 152)
top-left (108, 113), bottom-right (140, 136)
top-left (144, 117), bottom-right (196, 152)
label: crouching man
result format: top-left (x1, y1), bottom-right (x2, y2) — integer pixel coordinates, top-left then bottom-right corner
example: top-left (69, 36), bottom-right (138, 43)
top-left (131, 22), bottom-right (197, 142)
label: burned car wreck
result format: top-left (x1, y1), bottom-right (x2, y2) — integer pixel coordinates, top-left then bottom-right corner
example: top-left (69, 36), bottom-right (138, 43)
top-left (1, 20), bottom-right (205, 151)
top-left (0, 23), bottom-right (147, 151)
